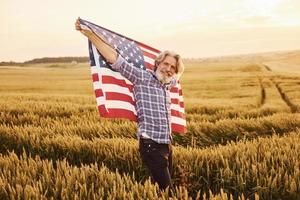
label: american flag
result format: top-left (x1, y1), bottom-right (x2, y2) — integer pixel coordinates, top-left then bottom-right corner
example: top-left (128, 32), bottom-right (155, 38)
top-left (79, 19), bottom-right (187, 134)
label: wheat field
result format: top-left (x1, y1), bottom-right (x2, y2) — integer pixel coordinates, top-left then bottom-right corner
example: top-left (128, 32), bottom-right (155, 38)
top-left (0, 51), bottom-right (300, 199)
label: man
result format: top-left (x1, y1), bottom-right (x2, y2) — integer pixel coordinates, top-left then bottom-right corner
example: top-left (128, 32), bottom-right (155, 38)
top-left (75, 18), bottom-right (184, 192)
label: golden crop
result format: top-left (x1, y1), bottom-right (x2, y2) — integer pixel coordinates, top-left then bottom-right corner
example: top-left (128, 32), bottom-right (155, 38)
top-left (0, 54), bottom-right (299, 199)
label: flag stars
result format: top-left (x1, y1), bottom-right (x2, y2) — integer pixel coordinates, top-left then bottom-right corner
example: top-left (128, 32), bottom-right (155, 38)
top-left (89, 26), bottom-right (145, 71)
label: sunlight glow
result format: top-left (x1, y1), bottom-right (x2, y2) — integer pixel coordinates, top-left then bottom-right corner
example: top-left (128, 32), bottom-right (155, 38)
top-left (1, 0), bottom-right (300, 61)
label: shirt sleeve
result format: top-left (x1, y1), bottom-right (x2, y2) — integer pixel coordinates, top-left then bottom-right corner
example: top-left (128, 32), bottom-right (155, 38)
top-left (111, 54), bottom-right (151, 85)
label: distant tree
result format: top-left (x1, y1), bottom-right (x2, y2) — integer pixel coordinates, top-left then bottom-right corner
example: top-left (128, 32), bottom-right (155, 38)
top-left (0, 57), bottom-right (90, 66)
top-left (23, 56), bottom-right (89, 64)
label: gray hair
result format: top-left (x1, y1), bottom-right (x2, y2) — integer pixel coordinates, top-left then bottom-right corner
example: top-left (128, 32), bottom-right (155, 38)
top-left (154, 50), bottom-right (185, 80)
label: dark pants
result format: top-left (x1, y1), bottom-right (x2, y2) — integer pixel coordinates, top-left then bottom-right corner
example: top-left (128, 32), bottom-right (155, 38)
top-left (139, 138), bottom-right (174, 193)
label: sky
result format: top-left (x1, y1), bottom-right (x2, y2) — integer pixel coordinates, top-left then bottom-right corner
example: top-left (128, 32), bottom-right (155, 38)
top-left (1, 0), bottom-right (300, 62)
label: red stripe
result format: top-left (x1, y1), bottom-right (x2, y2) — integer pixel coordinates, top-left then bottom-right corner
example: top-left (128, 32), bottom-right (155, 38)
top-left (179, 89), bottom-right (183, 96)
top-left (137, 42), bottom-right (161, 54)
top-left (95, 89), bottom-right (104, 98)
top-left (171, 98), bottom-right (179, 104)
top-left (171, 123), bottom-right (187, 134)
top-left (105, 92), bottom-right (135, 105)
top-left (98, 104), bottom-right (108, 116)
top-left (142, 50), bottom-right (157, 59)
top-left (102, 75), bottom-right (133, 92)
top-left (145, 62), bottom-right (154, 70)
top-left (106, 108), bottom-right (137, 121)
top-left (170, 87), bottom-right (179, 93)
top-left (170, 89), bottom-right (183, 96)
top-left (170, 99), bottom-right (185, 108)
top-left (171, 99), bottom-right (184, 108)
top-left (179, 101), bottom-right (184, 108)
top-left (92, 73), bottom-right (99, 82)
top-left (171, 109), bottom-right (185, 119)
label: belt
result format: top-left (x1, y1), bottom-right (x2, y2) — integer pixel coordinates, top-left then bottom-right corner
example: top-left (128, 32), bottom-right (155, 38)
top-left (139, 137), bottom-right (156, 144)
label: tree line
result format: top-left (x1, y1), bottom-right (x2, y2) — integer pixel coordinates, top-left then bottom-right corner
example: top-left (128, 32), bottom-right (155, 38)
top-left (0, 56), bottom-right (89, 66)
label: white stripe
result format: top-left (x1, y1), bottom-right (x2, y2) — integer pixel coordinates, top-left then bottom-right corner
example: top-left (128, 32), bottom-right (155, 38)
top-left (100, 68), bottom-right (133, 85)
top-left (96, 99), bottom-right (137, 115)
top-left (95, 95), bottom-right (106, 106)
top-left (91, 45), bottom-right (108, 105)
top-left (171, 115), bottom-right (186, 126)
top-left (140, 46), bottom-right (159, 57)
top-left (92, 45), bottom-right (101, 72)
top-left (91, 66), bottom-right (101, 76)
top-left (171, 104), bottom-right (185, 113)
top-left (93, 81), bottom-right (134, 100)
top-left (170, 92), bottom-right (184, 102)
top-left (171, 111), bottom-right (185, 118)
top-left (144, 56), bottom-right (155, 65)
top-left (93, 81), bottom-right (102, 90)
top-left (103, 84), bottom-right (134, 99)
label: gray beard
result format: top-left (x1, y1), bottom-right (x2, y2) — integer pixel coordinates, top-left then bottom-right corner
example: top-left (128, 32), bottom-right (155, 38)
top-left (155, 70), bottom-right (172, 84)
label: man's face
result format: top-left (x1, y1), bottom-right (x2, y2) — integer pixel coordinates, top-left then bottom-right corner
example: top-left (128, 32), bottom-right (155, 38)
top-left (155, 55), bottom-right (177, 84)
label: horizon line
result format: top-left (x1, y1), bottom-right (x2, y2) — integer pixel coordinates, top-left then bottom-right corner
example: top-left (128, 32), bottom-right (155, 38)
top-left (1, 48), bottom-right (300, 63)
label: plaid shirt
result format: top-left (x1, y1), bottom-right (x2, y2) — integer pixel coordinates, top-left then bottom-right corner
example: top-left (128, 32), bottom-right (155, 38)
top-left (111, 55), bottom-right (177, 144)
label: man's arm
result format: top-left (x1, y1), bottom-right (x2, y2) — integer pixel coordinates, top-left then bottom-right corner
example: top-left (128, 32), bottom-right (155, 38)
top-left (75, 18), bottom-right (117, 64)
top-left (111, 55), bottom-right (151, 85)
top-left (75, 18), bottom-right (150, 84)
